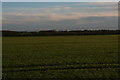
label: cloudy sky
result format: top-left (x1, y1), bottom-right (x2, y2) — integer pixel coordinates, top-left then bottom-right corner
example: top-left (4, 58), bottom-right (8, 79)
top-left (2, 2), bottom-right (118, 31)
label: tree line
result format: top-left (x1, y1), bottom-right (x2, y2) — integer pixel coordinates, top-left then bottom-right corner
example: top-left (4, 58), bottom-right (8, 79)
top-left (2, 30), bottom-right (120, 37)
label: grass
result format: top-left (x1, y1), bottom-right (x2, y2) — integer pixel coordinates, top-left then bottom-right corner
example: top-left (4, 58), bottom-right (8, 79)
top-left (2, 35), bottom-right (119, 79)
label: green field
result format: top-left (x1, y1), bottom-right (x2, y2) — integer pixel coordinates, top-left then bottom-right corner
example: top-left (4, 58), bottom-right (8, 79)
top-left (2, 35), bottom-right (119, 79)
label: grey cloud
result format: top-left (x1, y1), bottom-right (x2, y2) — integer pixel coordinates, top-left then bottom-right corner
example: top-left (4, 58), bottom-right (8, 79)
top-left (3, 16), bottom-right (118, 31)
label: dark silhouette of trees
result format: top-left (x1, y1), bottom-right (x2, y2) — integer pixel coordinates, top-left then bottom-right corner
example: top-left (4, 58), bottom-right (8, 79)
top-left (2, 30), bottom-right (120, 37)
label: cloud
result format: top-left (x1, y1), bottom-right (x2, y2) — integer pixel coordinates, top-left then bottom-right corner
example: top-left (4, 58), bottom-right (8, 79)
top-left (3, 10), bottom-right (117, 25)
top-left (2, 2), bottom-right (118, 31)
top-left (3, 16), bottom-right (118, 31)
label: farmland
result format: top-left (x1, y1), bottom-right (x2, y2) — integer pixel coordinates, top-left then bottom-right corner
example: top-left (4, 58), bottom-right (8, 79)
top-left (2, 35), bottom-right (119, 79)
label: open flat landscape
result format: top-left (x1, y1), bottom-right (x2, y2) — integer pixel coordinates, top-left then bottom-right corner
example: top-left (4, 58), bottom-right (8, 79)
top-left (2, 35), bottom-right (119, 78)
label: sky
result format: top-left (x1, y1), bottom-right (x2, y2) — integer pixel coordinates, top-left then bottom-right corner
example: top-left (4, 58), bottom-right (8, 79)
top-left (2, 2), bottom-right (118, 31)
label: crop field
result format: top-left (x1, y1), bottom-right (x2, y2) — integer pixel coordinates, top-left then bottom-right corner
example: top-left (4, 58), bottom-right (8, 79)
top-left (2, 35), bottom-right (119, 79)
